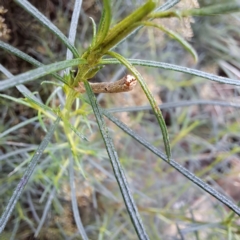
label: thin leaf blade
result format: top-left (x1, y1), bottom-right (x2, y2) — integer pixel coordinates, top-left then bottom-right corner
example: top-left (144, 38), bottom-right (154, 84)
top-left (106, 52), bottom-right (171, 160)
top-left (151, 1), bottom-right (240, 18)
top-left (183, 1), bottom-right (240, 16)
top-left (69, 157), bottom-right (88, 240)
top-left (142, 21), bottom-right (198, 62)
top-left (0, 40), bottom-right (68, 85)
top-left (66, 0), bottom-right (83, 62)
top-left (14, 0), bottom-right (79, 57)
top-left (0, 117), bottom-right (60, 233)
top-left (84, 80), bottom-right (150, 240)
top-left (101, 0), bottom-right (156, 52)
top-left (0, 59), bottom-right (86, 91)
top-left (100, 58), bottom-right (240, 86)
top-left (103, 109), bottom-right (240, 217)
top-left (95, 0), bottom-right (111, 46)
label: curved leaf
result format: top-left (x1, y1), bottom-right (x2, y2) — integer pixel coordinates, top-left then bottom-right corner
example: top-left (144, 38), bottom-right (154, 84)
top-left (141, 21), bottom-right (198, 62)
top-left (107, 51), bottom-right (171, 160)
top-left (90, 17), bottom-right (97, 46)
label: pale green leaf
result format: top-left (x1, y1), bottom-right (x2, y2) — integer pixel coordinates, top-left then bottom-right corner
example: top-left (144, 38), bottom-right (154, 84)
top-left (106, 52), bottom-right (171, 160)
top-left (84, 80), bottom-right (149, 239)
top-left (0, 59), bottom-right (86, 91)
top-left (141, 21), bottom-right (198, 62)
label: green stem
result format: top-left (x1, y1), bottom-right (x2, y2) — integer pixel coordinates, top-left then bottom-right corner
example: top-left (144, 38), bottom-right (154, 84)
top-left (65, 88), bottom-right (78, 111)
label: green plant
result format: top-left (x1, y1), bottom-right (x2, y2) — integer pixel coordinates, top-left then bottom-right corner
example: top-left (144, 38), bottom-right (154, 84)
top-left (1, 0), bottom-right (240, 239)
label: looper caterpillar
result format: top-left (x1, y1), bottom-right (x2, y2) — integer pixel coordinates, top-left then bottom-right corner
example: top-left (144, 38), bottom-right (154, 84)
top-left (75, 75), bottom-right (137, 93)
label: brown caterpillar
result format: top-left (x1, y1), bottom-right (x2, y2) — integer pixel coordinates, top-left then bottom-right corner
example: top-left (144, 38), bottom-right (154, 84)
top-left (75, 75), bottom-right (137, 93)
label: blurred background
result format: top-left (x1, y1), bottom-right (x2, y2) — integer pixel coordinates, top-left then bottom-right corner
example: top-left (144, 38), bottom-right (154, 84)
top-left (1, 0), bottom-right (240, 239)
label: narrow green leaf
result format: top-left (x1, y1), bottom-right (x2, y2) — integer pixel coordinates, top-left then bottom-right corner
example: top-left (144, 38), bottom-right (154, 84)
top-left (141, 21), bottom-right (198, 62)
top-left (107, 100), bottom-right (240, 113)
top-left (0, 63), bottom-right (53, 113)
top-left (69, 157), bottom-right (88, 240)
top-left (84, 80), bottom-right (150, 240)
top-left (90, 17), bottom-right (97, 46)
top-left (171, 121), bottom-right (200, 147)
top-left (150, 1), bottom-right (240, 18)
top-left (0, 94), bottom-right (31, 108)
top-left (157, 0), bottom-right (180, 11)
top-left (0, 64), bottom-right (38, 102)
top-left (101, 0), bottom-right (156, 52)
top-left (0, 116), bottom-right (38, 138)
top-left (14, 0), bottom-right (79, 58)
top-left (34, 188), bottom-right (56, 237)
top-left (106, 52), bottom-right (171, 160)
top-left (1, 63), bottom-right (87, 143)
top-left (95, 0), bottom-right (111, 46)
top-left (60, 115), bottom-right (88, 141)
top-left (41, 81), bottom-right (63, 87)
top-left (38, 111), bottom-right (48, 132)
top-left (66, 0), bottom-right (82, 62)
top-left (0, 59), bottom-right (86, 91)
top-left (102, 110), bottom-right (240, 217)
top-left (100, 58), bottom-right (240, 86)
top-left (183, 1), bottom-right (240, 16)
top-left (0, 117), bottom-right (60, 233)
top-left (176, 224), bottom-right (184, 240)
top-left (0, 40), bottom-right (68, 85)
top-left (0, 96), bottom-right (86, 142)
top-left (24, 97), bottom-right (52, 113)
top-left (111, 0), bottom-right (180, 50)
top-left (0, 40), bottom-right (41, 67)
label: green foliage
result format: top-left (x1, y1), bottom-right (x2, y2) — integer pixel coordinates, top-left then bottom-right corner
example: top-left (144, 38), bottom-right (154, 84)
top-left (94, 0), bottom-right (111, 46)
top-left (150, 1), bottom-right (240, 18)
top-left (1, 0), bottom-right (240, 239)
top-left (140, 21), bottom-right (198, 62)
